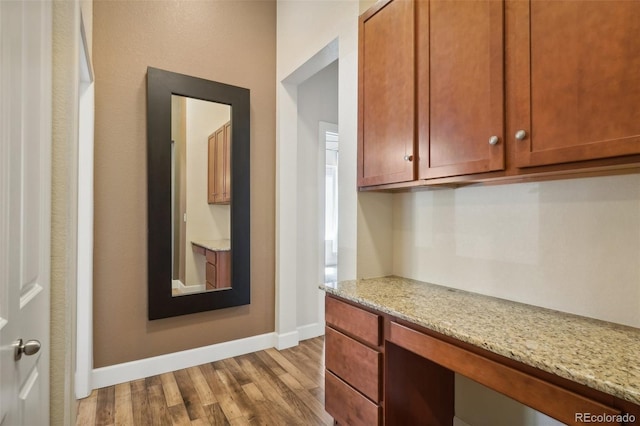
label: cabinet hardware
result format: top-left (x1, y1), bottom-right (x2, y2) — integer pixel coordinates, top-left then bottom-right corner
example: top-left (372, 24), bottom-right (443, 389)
top-left (515, 130), bottom-right (528, 141)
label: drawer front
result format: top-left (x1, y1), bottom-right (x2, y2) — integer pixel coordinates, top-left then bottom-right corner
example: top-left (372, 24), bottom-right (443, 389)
top-left (205, 250), bottom-right (217, 264)
top-left (326, 327), bottom-right (381, 402)
top-left (205, 262), bottom-right (216, 288)
top-left (325, 370), bottom-right (381, 426)
top-left (325, 296), bottom-right (380, 347)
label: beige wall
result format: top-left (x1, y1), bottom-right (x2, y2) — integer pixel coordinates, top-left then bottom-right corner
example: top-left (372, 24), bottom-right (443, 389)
top-left (52, 1), bottom-right (84, 424)
top-left (93, 1), bottom-right (276, 367)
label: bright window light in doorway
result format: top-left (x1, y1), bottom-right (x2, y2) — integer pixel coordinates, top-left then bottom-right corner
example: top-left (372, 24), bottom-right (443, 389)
top-left (325, 130), bottom-right (338, 283)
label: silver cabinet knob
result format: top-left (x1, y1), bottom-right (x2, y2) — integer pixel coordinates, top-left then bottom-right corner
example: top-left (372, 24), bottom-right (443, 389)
top-left (404, 154), bottom-right (413, 162)
top-left (489, 136), bottom-right (500, 146)
top-left (14, 339), bottom-right (41, 361)
top-left (515, 130), bottom-right (528, 141)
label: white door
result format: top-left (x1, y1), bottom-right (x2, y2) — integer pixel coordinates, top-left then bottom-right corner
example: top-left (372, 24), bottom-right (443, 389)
top-left (0, 1), bottom-right (52, 425)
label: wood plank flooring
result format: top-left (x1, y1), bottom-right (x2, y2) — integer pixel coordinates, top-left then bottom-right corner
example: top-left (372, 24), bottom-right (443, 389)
top-left (77, 337), bottom-right (332, 425)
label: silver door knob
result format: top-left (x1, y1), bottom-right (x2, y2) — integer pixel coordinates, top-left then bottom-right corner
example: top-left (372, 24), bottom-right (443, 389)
top-left (404, 155), bottom-right (413, 162)
top-left (489, 136), bottom-right (500, 146)
top-left (515, 130), bottom-right (528, 141)
top-left (14, 339), bottom-right (41, 361)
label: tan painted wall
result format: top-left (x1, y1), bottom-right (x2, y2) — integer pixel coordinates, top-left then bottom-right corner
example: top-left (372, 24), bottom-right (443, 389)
top-left (93, 1), bottom-right (276, 367)
top-left (52, 1), bottom-right (95, 423)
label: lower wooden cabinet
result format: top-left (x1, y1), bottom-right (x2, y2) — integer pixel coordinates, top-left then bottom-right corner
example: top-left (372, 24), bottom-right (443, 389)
top-left (325, 296), bottom-right (383, 425)
top-left (324, 294), bottom-right (639, 426)
top-left (204, 249), bottom-right (230, 290)
top-left (387, 321), bottom-right (622, 425)
top-left (325, 371), bottom-right (381, 426)
top-left (325, 327), bottom-right (381, 402)
top-left (325, 295), bottom-right (381, 347)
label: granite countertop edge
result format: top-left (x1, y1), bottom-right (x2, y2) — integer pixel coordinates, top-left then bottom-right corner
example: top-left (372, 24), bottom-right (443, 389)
top-left (320, 277), bottom-right (640, 406)
top-left (191, 239), bottom-right (231, 252)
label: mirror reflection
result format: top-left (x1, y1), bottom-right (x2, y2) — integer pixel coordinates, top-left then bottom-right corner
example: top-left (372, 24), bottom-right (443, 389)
top-left (170, 95), bottom-right (232, 296)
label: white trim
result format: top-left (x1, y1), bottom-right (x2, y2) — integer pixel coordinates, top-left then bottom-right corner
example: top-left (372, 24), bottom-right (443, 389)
top-left (92, 332), bottom-right (279, 389)
top-left (79, 13), bottom-right (93, 83)
top-left (282, 38), bottom-right (338, 86)
top-left (297, 322), bottom-right (325, 341)
top-left (276, 38), bottom-right (340, 355)
top-left (171, 280), bottom-right (205, 295)
top-left (275, 330), bottom-right (299, 350)
top-left (91, 328), bottom-right (328, 390)
top-left (75, 14), bottom-right (95, 399)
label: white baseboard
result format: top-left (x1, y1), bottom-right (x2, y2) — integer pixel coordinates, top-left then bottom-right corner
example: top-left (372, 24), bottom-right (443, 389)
top-left (91, 325), bottom-right (328, 391)
top-left (297, 322), bottom-right (325, 341)
top-left (92, 332), bottom-right (277, 389)
top-left (275, 330), bottom-right (299, 350)
top-left (172, 280), bottom-right (204, 295)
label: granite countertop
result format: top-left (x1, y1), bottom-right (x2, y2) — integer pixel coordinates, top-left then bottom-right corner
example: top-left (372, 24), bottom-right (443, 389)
top-left (191, 239), bottom-right (231, 252)
top-left (320, 276), bottom-right (640, 406)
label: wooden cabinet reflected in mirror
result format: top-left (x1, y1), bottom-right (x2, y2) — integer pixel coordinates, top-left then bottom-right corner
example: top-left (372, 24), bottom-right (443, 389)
top-left (170, 95), bottom-right (231, 298)
top-left (208, 121), bottom-right (231, 205)
top-left (147, 67), bottom-right (250, 320)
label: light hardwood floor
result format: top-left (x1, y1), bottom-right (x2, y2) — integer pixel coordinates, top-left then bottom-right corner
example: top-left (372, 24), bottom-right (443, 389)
top-left (76, 337), bottom-right (332, 425)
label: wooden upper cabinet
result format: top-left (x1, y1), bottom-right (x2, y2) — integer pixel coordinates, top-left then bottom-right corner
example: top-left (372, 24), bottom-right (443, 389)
top-left (208, 121), bottom-right (231, 205)
top-left (208, 132), bottom-right (216, 203)
top-left (513, 1), bottom-right (640, 168)
top-left (223, 121), bottom-right (231, 203)
top-left (418, 0), bottom-right (505, 179)
top-left (358, 0), bottom-right (415, 187)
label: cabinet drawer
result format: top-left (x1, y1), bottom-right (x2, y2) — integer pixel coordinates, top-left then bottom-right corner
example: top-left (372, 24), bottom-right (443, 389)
top-left (325, 370), bottom-right (381, 426)
top-left (205, 250), bottom-right (217, 264)
top-left (325, 296), bottom-right (380, 347)
top-left (326, 327), bottom-right (381, 402)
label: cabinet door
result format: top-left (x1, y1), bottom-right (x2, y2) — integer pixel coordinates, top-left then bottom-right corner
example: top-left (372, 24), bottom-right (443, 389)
top-left (206, 261), bottom-right (216, 289)
top-left (213, 126), bottom-right (226, 204)
top-left (358, 0), bottom-right (415, 187)
top-left (513, 1), bottom-right (640, 168)
top-left (207, 133), bottom-right (216, 203)
top-left (223, 121), bottom-right (231, 203)
top-left (419, 0), bottom-right (505, 179)
top-left (216, 250), bottom-right (231, 289)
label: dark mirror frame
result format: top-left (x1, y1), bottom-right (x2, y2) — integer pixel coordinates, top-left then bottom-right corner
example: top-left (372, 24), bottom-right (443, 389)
top-left (147, 67), bottom-right (250, 320)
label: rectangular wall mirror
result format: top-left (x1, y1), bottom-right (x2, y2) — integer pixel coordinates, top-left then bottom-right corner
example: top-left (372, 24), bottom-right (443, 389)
top-left (147, 67), bottom-right (250, 319)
